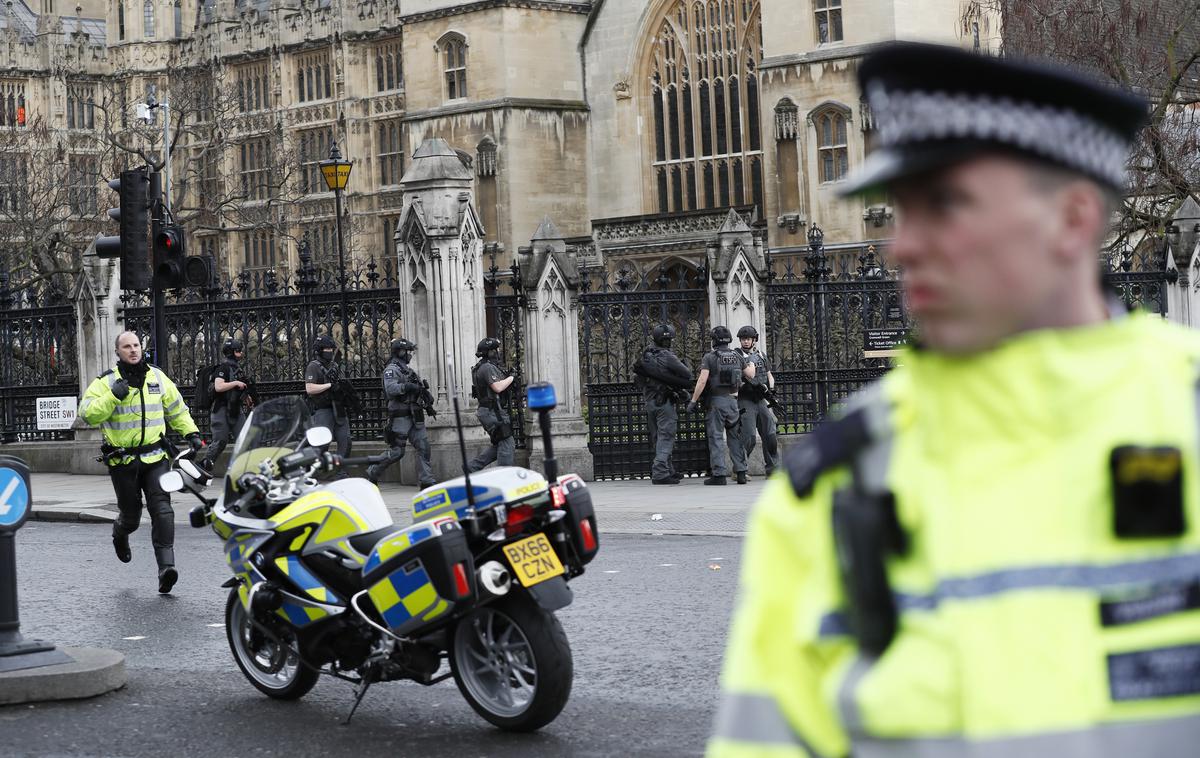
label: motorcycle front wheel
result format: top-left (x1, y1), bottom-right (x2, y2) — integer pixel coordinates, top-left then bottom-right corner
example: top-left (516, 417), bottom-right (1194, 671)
top-left (449, 593), bottom-right (573, 732)
top-left (225, 588), bottom-right (318, 700)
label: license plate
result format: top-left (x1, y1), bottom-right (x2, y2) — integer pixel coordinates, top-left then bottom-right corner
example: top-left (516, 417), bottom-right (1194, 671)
top-left (502, 533), bottom-right (565, 587)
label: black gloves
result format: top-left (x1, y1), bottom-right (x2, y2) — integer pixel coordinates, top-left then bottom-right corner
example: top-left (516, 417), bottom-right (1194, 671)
top-left (111, 379), bottom-right (130, 400)
top-left (686, 400), bottom-right (699, 414)
top-left (403, 382), bottom-right (422, 394)
top-left (186, 433), bottom-right (205, 453)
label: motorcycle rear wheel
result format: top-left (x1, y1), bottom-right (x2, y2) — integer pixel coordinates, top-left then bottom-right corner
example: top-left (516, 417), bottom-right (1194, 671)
top-left (449, 593), bottom-right (573, 732)
top-left (225, 589), bottom-right (319, 700)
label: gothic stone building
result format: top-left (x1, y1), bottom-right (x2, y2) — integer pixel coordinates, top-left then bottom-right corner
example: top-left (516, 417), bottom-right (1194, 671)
top-left (0, 0), bottom-right (992, 282)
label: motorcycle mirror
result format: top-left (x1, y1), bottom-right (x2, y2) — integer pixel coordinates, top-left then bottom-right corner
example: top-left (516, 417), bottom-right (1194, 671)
top-left (159, 471), bottom-right (185, 493)
top-left (306, 426), bottom-right (334, 448)
top-left (177, 458), bottom-right (209, 484)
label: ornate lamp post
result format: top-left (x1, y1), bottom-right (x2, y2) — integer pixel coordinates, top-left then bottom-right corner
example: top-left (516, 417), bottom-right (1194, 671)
top-left (319, 140), bottom-right (354, 342)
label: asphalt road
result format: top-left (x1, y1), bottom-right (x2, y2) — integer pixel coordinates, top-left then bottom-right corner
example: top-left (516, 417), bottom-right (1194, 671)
top-left (3, 523), bottom-right (743, 758)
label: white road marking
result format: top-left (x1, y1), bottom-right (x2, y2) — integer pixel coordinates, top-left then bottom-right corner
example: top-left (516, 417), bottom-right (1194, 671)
top-left (123, 636), bottom-right (146, 641)
top-left (206, 623), bottom-right (224, 628)
top-left (0, 476), bottom-right (19, 516)
top-left (603, 570), bottom-right (620, 574)
top-left (659, 563), bottom-right (676, 567)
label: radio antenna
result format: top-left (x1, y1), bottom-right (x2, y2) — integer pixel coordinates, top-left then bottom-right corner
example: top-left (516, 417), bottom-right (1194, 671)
top-left (446, 353), bottom-right (475, 507)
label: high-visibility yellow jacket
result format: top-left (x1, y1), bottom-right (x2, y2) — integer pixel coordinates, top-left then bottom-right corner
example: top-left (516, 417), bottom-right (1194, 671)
top-left (79, 363), bottom-right (199, 466)
top-left (709, 314), bottom-right (1200, 758)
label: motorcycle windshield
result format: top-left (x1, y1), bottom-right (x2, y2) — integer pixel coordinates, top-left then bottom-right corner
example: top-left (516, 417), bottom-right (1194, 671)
top-left (226, 395), bottom-right (312, 492)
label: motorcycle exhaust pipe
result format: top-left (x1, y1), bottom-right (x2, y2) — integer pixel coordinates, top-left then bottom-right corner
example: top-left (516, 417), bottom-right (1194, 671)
top-left (477, 561), bottom-right (511, 597)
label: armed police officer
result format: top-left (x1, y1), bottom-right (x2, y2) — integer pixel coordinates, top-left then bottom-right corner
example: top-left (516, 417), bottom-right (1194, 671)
top-left (732, 325), bottom-right (778, 478)
top-left (687, 325), bottom-right (754, 485)
top-left (467, 337), bottom-right (516, 472)
top-left (366, 338), bottom-right (437, 488)
top-left (79, 331), bottom-right (203, 594)
top-left (305, 335), bottom-right (352, 461)
top-left (636, 324), bottom-right (694, 484)
top-left (200, 338), bottom-right (254, 472)
top-left (709, 43), bottom-right (1200, 758)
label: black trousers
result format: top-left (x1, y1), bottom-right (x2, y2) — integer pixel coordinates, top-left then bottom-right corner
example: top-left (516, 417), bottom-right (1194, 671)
top-left (109, 458), bottom-right (175, 568)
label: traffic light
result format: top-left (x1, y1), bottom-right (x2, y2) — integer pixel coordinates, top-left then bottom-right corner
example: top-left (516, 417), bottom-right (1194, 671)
top-left (154, 223), bottom-right (213, 289)
top-left (94, 168), bottom-right (151, 291)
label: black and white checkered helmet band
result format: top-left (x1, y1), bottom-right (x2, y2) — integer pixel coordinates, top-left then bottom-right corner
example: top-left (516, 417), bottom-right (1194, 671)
top-left (867, 83), bottom-right (1130, 188)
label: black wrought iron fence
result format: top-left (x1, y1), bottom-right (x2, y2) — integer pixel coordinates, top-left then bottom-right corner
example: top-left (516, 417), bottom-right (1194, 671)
top-left (578, 261), bottom-right (711, 479)
top-left (120, 252), bottom-right (403, 441)
top-left (1103, 246), bottom-right (1170, 315)
top-left (0, 272), bottom-right (79, 442)
top-left (765, 228), bottom-right (907, 431)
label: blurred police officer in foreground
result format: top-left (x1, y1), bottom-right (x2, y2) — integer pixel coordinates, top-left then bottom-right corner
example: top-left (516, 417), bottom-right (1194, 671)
top-left (688, 325), bottom-right (754, 485)
top-left (733, 325), bottom-right (778, 478)
top-left (637, 324), bottom-right (695, 484)
top-left (367, 338), bottom-right (436, 488)
top-left (79, 331), bottom-right (203, 594)
top-left (468, 337), bottom-right (516, 472)
top-left (201, 338), bottom-right (251, 472)
top-left (709, 43), bottom-right (1200, 758)
top-left (305, 335), bottom-right (352, 463)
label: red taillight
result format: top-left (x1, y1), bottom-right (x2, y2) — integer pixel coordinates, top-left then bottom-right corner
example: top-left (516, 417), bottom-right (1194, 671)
top-left (551, 485), bottom-right (566, 509)
top-left (580, 517), bottom-right (597, 552)
top-left (505, 504), bottom-right (535, 536)
top-left (452, 562), bottom-right (470, 598)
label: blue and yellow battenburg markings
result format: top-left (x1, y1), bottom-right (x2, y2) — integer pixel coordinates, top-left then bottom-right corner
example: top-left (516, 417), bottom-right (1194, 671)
top-left (412, 485), bottom-right (505, 521)
top-left (275, 555), bottom-right (339, 604)
top-left (364, 524), bottom-right (449, 631)
top-left (276, 599), bottom-right (331, 627)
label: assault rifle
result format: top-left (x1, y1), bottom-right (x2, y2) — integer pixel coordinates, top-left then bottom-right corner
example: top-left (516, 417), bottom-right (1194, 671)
top-left (417, 378), bottom-right (438, 419)
top-left (742, 379), bottom-right (788, 417)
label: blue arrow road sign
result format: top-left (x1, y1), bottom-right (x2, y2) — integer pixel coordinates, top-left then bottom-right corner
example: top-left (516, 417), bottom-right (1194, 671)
top-left (0, 467), bottom-right (30, 528)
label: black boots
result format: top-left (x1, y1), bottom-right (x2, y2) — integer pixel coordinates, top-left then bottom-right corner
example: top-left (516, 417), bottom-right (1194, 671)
top-left (704, 475), bottom-right (727, 486)
top-left (652, 478), bottom-right (679, 485)
top-left (736, 471), bottom-right (748, 485)
top-left (158, 566), bottom-right (178, 594)
top-left (113, 531), bottom-right (132, 563)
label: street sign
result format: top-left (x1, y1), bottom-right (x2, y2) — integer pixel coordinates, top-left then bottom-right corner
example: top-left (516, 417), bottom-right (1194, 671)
top-left (0, 460), bottom-right (31, 531)
top-left (864, 328), bottom-right (908, 352)
top-left (35, 396), bottom-right (77, 431)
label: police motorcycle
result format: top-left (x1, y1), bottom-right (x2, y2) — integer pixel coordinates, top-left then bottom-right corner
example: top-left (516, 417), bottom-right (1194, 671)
top-left (159, 382), bottom-right (600, 731)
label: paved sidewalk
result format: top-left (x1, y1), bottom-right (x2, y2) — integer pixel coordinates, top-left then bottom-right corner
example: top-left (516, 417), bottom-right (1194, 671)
top-left (27, 472), bottom-right (763, 537)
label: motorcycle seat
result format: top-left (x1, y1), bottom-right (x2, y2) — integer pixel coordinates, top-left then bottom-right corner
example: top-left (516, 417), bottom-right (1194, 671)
top-left (348, 525), bottom-right (400, 556)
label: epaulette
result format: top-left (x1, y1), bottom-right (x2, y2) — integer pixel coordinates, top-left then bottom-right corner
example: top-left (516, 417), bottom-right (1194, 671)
top-left (98, 368), bottom-right (114, 378)
top-left (783, 383), bottom-right (890, 497)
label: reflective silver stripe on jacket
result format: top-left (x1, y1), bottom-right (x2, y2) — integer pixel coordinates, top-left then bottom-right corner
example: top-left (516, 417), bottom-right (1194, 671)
top-left (853, 712), bottom-right (1200, 758)
top-left (711, 692), bottom-right (825, 755)
top-left (818, 549), bottom-right (1200, 638)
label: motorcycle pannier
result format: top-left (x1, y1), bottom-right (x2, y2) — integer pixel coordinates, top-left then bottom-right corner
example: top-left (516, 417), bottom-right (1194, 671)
top-left (362, 522), bottom-right (477, 636)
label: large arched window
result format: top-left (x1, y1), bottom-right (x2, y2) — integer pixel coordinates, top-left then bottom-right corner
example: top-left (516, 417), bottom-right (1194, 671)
top-left (645, 0), bottom-right (763, 214)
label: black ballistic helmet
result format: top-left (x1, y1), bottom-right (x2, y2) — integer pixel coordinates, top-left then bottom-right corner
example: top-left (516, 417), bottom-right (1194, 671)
top-left (651, 324), bottom-right (675, 347)
top-left (476, 337), bottom-right (502, 358)
top-left (314, 335), bottom-right (337, 357)
top-left (710, 325), bottom-right (732, 345)
top-left (390, 338), bottom-right (416, 356)
top-left (737, 325), bottom-right (759, 340)
top-left (222, 338), bottom-right (244, 358)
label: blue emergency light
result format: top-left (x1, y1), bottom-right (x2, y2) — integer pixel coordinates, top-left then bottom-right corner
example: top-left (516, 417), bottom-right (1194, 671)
top-left (526, 382), bottom-right (557, 412)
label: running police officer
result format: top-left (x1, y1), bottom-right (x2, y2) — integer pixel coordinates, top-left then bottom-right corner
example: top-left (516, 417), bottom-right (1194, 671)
top-left (201, 338), bottom-right (251, 472)
top-left (687, 325), bottom-right (754, 485)
top-left (733, 325), bottom-right (778, 478)
top-left (305, 335), bottom-right (352, 461)
top-left (637, 324), bottom-right (694, 484)
top-left (467, 337), bottom-right (515, 472)
top-left (79, 331), bottom-right (203, 594)
top-left (709, 43), bottom-right (1200, 758)
top-left (367, 338), bottom-right (437, 488)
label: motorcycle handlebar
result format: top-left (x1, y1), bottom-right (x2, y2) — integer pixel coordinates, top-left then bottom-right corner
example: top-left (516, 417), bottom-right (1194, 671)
top-left (335, 454), bottom-right (386, 467)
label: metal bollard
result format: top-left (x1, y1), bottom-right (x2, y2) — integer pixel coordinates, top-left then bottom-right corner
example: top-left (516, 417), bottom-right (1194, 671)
top-left (0, 455), bottom-right (66, 671)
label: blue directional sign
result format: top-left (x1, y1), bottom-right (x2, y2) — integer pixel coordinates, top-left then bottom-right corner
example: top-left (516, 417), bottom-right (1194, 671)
top-left (0, 465), bottom-right (30, 530)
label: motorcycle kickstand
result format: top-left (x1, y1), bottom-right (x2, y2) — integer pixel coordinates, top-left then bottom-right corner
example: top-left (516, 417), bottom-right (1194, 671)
top-left (342, 674), bottom-right (375, 726)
